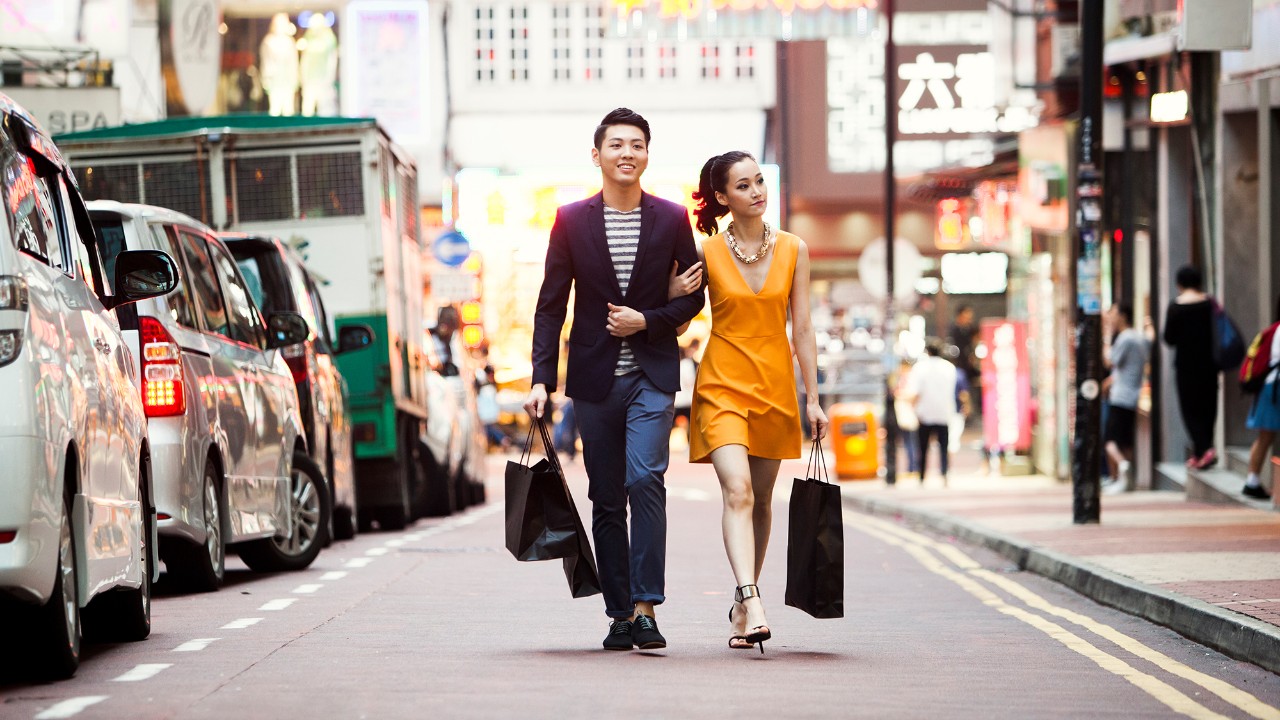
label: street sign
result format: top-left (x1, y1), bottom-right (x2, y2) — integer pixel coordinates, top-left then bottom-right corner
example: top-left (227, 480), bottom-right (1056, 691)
top-left (433, 231), bottom-right (471, 267)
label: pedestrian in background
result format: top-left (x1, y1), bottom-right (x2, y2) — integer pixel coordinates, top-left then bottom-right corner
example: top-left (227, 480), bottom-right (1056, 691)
top-left (895, 359), bottom-right (921, 475)
top-left (525, 108), bottom-right (705, 651)
top-left (668, 150), bottom-right (826, 653)
top-left (905, 340), bottom-right (958, 487)
top-left (1242, 294), bottom-right (1280, 501)
top-left (1102, 302), bottom-right (1149, 493)
top-left (1162, 265), bottom-right (1219, 469)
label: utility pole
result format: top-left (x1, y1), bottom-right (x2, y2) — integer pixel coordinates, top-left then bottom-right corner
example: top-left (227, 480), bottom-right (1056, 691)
top-left (883, 0), bottom-right (898, 486)
top-left (1072, 0), bottom-right (1104, 523)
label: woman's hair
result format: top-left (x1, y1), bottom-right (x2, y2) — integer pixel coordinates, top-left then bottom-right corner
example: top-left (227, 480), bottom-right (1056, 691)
top-left (692, 150), bottom-right (755, 237)
top-left (1175, 264), bottom-right (1203, 290)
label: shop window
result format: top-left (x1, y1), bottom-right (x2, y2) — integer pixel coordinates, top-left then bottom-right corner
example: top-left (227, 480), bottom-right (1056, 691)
top-left (218, 12), bottom-right (340, 117)
top-left (658, 44), bottom-right (677, 80)
top-left (298, 152), bottom-right (363, 218)
top-left (627, 45), bottom-right (644, 80)
top-left (231, 155), bottom-right (293, 222)
top-left (700, 43), bottom-right (721, 79)
top-left (510, 5), bottom-right (529, 81)
top-left (552, 4), bottom-right (572, 82)
top-left (74, 164), bottom-right (140, 204)
top-left (143, 161), bottom-right (213, 226)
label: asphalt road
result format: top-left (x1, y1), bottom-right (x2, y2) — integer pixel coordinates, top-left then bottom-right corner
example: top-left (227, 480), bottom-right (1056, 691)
top-left (4, 454), bottom-right (1279, 719)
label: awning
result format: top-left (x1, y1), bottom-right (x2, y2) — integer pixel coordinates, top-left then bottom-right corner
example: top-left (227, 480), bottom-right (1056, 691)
top-left (1104, 32), bottom-right (1177, 67)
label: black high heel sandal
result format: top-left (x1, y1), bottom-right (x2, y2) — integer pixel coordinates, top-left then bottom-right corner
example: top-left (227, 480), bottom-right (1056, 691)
top-left (728, 602), bottom-right (753, 650)
top-left (735, 584), bottom-right (771, 654)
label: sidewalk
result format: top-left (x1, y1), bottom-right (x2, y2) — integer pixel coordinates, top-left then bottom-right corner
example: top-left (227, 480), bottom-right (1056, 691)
top-left (837, 465), bottom-right (1280, 675)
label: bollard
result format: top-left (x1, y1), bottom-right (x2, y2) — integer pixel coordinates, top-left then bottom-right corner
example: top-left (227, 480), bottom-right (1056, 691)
top-left (829, 402), bottom-right (879, 480)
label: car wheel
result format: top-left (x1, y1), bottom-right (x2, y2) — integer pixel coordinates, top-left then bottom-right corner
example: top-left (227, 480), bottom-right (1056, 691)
top-left (238, 452), bottom-right (331, 572)
top-left (85, 454), bottom-right (153, 641)
top-left (31, 495), bottom-right (80, 679)
top-left (166, 460), bottom-right (225, 592)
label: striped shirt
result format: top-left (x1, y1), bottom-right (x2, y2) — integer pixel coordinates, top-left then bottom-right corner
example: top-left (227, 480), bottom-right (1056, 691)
top-left (605, 205), bottom-right (641, 375)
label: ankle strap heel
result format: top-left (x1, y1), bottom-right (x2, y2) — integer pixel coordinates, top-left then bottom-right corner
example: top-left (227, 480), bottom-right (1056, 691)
top-left (734, 584), bottom-right (761, 603)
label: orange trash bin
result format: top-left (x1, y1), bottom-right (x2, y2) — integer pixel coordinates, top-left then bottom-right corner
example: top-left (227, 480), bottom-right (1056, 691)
top-left (829, 402), bottom-right (879, 480)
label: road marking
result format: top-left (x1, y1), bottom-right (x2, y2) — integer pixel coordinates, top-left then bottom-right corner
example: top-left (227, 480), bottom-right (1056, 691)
top-left (112, 664), bottom-right (172, 682)
top-left (320, 571), bottom-right (348, 581)
top-left (220, 617), bottom-right (264, 629)
top-left (260, 598), bottom-right (297, 611)
top-left (173, 638), bottom-right (219, 652)
top-left (345, 557), bottom-right (374, 568)
top-left (385, 539), bottom-right (406, 547)
top-left (404, 533), bottom-right (424, 541)
top-left (847, 514), bottom-right (1231, 720)
top-left (292, 583), bottom-right (323, 594)
top-left (854, 513), bottom-right (1280, 720)
top-left (35, 696), bottom-right (108, 719)
top-left (365, 547), bottom-right (389, 556)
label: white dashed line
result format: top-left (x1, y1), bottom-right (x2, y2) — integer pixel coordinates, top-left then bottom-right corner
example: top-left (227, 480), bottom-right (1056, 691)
top-left (320, 571), bottom-right (348, 581)
top-left (173, 638), bottom-right (219, 652)
top-left (35, 696), bottom-right (108, 719)
top-left (365, 547), bottom-right (389, 556)
top-left (260, 598), bottom-right (297, 611)
top-left (292, 583), bottom-right (323, 594)
top-left (112, 664), bottom-right (172, 682)
top-left (403, 534), bottom-right (424, 541)
top-left (384, 539), bottom-right (406, 547)
top-left (344, 557), bottom-right (374, 568)
top-left (220, 617), bottom-right (264, 629)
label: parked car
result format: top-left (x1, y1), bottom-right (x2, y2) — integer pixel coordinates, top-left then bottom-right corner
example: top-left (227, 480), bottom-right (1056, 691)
top-left (221, 232), bottom-right (362, 540)
top-left (0, 95), bottom-right (178, 678)
top-left (87, 201), bottom-right (325, 592)
top-left (422, 305), bottom-right (488, 515)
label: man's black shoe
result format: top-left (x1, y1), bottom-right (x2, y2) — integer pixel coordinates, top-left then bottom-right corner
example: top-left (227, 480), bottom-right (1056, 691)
top-left (631, 614), bottom-right (666, 650)
top-left (1243, 484), bottom-right (1272, 501)
top-left (603, 620), bottom-right (634, 650)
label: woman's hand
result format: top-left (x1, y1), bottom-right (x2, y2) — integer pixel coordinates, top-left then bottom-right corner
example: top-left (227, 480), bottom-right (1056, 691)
top-left (808, 400), bottom-right (829, 441)
top-left (668, 261), bottom-right (704, 300)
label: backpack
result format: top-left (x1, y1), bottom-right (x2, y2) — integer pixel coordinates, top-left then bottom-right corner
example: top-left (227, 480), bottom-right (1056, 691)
top-left (1238, 322), bottom-right (1280, 394)
top-left (1210, 300), bottom-right (1246, 371)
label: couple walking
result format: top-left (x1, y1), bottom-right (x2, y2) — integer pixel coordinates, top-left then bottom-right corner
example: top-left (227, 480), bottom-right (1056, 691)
top-left (524, 108), bottom-right (826, 653)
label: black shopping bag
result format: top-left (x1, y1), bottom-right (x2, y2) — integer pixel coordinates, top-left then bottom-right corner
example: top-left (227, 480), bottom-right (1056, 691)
top-left (534, 418), bottom-right (602, 598)
top-left (504, 422), bottom-right (578, 562)
top-left (785, 441), bottom-right (845, 619)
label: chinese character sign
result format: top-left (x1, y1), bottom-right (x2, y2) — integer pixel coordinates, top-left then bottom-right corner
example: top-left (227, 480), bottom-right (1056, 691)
top-left (980, 319), bottom-right (1032, 452)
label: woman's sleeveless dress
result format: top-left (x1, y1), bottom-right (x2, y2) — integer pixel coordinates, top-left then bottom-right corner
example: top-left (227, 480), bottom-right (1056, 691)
top-left (689, 230), bottom-right (802, 463)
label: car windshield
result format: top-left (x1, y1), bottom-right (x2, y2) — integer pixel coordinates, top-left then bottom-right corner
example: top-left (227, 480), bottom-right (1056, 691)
top-left (231, 244), bottom-right (292, 317)
top-left (93, 219), bottom-right (128, 286)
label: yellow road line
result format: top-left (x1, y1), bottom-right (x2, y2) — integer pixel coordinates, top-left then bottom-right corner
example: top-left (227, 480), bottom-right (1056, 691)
top-left (845, 513), bottom-right (1237, 720)
top-left (849, 513), bottom-right (1280, 720)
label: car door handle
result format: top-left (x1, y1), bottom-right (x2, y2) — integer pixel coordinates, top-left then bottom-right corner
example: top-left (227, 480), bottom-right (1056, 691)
top-left (94, 338), bottom-right (112, 355)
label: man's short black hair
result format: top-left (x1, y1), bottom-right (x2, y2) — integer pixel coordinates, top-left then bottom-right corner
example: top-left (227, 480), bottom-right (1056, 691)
top-left (924, 340), bottom-right (943, 357)
top-left (956, 304), bottom-right (973, 316)
top-left (1115, 302), bottom-right (1133, 326)
top-left (594, 108), bottom-right (651, 149)
top-left (1175, 264), bottom-right (1203, 290)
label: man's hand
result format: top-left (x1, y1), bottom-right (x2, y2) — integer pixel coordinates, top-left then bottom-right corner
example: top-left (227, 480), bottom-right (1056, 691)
top-left (606, 303), bottom-right (646, 337)
top-left (524, 383), bottom-right (548, 419)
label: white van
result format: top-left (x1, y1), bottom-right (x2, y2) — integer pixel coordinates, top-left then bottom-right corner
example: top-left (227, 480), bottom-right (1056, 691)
top-left (88, 201), bottom-right (325, 592)
top-left (0, 95), bottom-right (178, 678)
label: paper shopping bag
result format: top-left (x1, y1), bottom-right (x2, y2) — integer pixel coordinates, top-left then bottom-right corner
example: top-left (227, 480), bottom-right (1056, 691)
top-left (785, 441), bottom-right (845, 619)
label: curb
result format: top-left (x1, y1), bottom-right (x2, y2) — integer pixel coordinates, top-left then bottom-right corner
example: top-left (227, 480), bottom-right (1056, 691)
top-left (842, 491), bottom-right (1280, 676)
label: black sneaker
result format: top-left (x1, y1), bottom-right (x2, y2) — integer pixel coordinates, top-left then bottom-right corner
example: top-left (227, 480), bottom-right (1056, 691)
top-left (631, 614), bottom-right (666, 650)
top-left (1243, 484), bottom-right (1272, 501)
top-left (603, 620), bottom-right (634, 650)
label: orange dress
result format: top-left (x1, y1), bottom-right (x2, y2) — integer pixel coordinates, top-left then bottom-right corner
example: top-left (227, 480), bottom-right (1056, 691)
top-left (689, 230), bottom-right (802, 463)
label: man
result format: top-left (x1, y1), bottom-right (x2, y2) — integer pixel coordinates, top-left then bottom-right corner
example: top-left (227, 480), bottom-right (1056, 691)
top-left (524, 108), bottom-right (705, 651)
top-left (1103, 302), bottom-right (1150, 493)
top-left (905, 340), bottom-right (959, 487)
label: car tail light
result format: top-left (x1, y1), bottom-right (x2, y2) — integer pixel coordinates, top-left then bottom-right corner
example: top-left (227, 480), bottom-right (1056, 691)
top-left (0, 530), bottom-right (15, 543)
top-left (0, 276), bottom-right (27, 367)
top-left (140, 316), bottom-right (186, 417)
top-left (282, 342), bottom-right (308, 384)
top-left (157, 513), bottom-right (171, 521)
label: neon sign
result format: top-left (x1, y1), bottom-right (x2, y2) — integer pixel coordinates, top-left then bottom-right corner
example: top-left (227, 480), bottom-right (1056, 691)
top-left (981, 320), bottom-right (1032, 452)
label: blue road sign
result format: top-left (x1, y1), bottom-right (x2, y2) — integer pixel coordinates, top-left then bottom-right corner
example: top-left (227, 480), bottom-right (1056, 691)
top-left (433, 231), bottom-right (471, 267)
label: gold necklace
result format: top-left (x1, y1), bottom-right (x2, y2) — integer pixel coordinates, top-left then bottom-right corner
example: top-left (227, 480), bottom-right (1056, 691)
top-left (725, 221), bottom-right (772, 264)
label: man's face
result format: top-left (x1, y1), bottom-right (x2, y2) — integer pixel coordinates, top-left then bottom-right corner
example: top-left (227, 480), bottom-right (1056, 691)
top-left (957, 309), bottom-right (974, 326)
top-left (592, 124), bottom-right (648, 189)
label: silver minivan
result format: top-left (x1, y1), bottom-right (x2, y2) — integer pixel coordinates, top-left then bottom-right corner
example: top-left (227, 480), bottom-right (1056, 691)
top-left (88, 201), bottom-right (328, 591)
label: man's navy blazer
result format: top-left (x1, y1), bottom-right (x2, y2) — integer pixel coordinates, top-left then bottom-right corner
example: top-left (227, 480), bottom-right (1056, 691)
top-left (532, 191), bottom-right (705, 403)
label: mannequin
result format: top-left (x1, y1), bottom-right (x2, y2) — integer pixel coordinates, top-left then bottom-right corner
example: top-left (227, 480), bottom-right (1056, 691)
top-left (298, 13), bottom-right (338, 116)
top-left (259, 13), bottom-right (299, 116)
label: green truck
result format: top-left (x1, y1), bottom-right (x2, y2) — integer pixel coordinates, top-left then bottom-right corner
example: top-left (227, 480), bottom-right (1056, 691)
top-left (57, 115), bottom-right (437, 531)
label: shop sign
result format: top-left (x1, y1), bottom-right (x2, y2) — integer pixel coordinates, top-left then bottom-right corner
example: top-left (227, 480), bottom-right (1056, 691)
top-left (935, 198), bottom-right (968, 250)
top-left (163, 0), bottom-right (221, 115)
top-left (980, 319), bottom-right (1031, 452)
top-left (5, 87), bottom-right (120, 135)
top-left (1149, 90), bottom-right (1188, 123)
top-left (940, 252), bottom-right (1007, 294)
top-left (344, 2), bottom-right (430, 145)
top-left (608, 0), bottom-right (876, 19)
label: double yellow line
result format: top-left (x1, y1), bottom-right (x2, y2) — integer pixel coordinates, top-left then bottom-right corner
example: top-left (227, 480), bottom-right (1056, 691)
top-left (845, 511), bottom-right (1280, 720)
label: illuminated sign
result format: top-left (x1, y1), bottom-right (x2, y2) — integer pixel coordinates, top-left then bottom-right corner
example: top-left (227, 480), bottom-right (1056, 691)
top-left (980, 320), bottom-right (1032, 452)
top-left (935, 198), bottom-right (967, 250)
top-left (940, 252), bottom-right (1007, 294)
top-left (1149, 90), bottom-right (1188, 123)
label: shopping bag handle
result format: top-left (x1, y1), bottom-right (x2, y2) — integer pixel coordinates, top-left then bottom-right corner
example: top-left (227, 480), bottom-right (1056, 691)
top-left (535, 416), bottom-right (565, 477)
top-left (519, 421), bottom-right (536, 466)
top-left (806, 438), bottom-right (831, 484)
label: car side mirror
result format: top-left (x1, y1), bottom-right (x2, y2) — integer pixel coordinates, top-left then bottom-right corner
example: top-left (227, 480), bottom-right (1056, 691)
top-left (108, 250), bottom-right (178, 309)
top-left (266, 312), bottom-right (310, 350)
top-left (337, 324), bottom-right (375, 354)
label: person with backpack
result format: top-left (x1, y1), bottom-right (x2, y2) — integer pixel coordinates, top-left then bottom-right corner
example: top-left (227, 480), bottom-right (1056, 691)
top-left (1163, 265), bottom-right (1220, 469)
top-left (1241, 294), bottom-right (1280, 500)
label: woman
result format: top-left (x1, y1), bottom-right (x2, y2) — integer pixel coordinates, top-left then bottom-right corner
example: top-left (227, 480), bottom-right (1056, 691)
top-left (1242, 294), bottom-right (1280, 501)
top-left (1162, 264), bottom-right (1219, 469)
top-left (670, 151), bottom-right (826, 652)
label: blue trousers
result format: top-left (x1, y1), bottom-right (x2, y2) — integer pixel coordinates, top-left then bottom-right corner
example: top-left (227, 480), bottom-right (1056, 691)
top-left (573, 372), bottom-right (674, 619)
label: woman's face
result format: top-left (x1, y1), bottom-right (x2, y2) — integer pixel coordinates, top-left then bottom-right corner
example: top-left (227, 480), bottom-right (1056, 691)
top-left (715, 158), bottom-right (767, 222)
